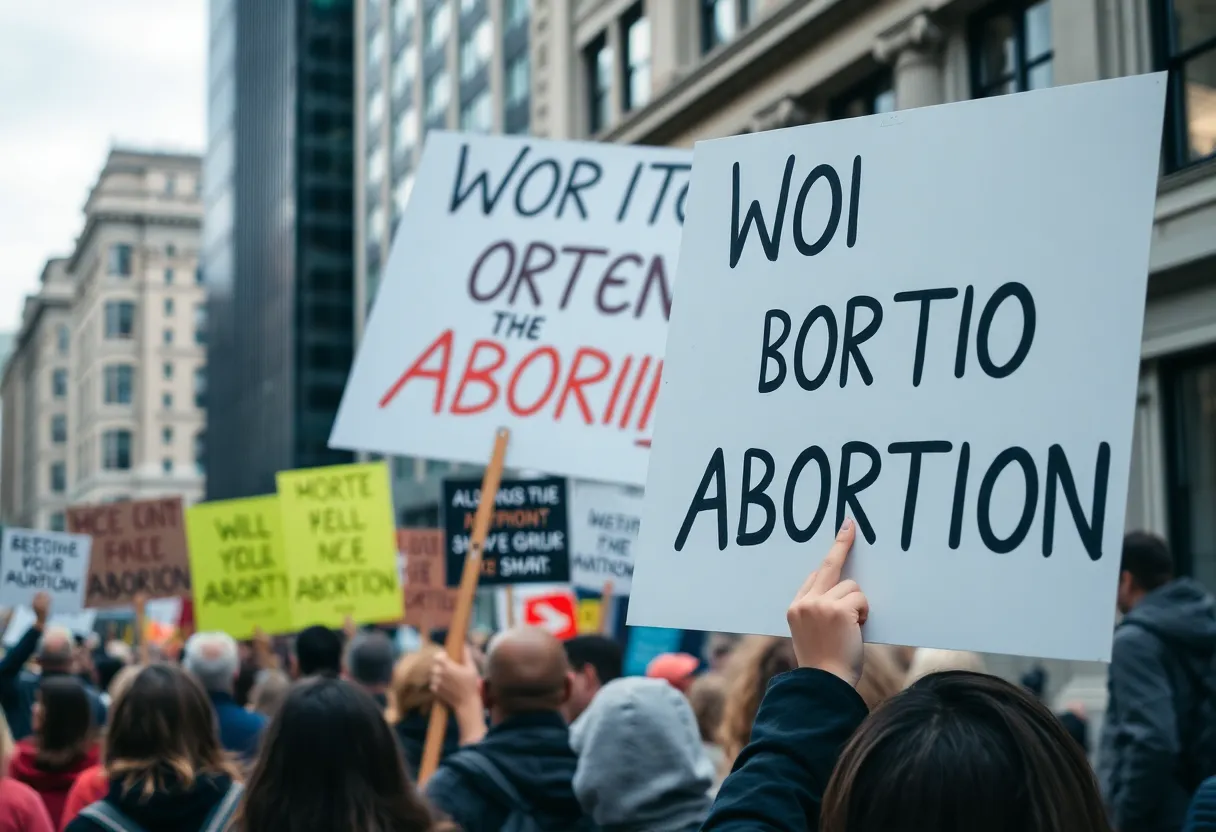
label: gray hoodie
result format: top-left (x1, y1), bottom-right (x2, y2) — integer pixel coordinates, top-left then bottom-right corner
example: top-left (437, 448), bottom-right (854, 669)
top-left (570, 677), bottom-right (714, 832)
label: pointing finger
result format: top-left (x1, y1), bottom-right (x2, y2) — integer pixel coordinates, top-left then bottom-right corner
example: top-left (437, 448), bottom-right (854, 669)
top-left (812, 518), bottom-right (856, 594)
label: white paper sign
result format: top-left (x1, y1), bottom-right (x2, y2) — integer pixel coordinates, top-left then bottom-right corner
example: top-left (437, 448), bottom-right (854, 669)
top-left (0, 528), bottom-right (92, 614)
top-left (2, 607), bottom-right (97, 647)
top-left (629, 76), bottom-right (1166, 662)
top-left (569, 482), bottom-right (641, 593)
top-left (330, 132), bottom-right (692, 486)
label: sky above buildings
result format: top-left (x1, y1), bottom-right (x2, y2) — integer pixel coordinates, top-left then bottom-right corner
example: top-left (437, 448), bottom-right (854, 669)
top-left (0, 1), bottom-right (206, 332)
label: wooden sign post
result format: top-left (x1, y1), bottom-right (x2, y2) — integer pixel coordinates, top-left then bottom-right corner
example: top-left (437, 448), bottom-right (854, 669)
top-left (417, 428), bottom-right (510, 786)
top-left (599, 580), bottom-right (614, 635)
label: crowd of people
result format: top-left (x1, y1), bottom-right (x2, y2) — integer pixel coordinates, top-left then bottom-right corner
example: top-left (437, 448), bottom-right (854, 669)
top-left (0, 523), bottom-right (1212, 830)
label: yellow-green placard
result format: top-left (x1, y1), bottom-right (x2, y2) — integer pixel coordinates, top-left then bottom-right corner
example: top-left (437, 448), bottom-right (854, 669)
top-left (185, 495), bottom-right (293, 640)
top-left (277, 461), bottom-right (402, 629)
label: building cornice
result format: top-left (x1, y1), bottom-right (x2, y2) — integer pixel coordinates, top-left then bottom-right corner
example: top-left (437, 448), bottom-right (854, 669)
top-left (67, 211), bottom-right (202, 273)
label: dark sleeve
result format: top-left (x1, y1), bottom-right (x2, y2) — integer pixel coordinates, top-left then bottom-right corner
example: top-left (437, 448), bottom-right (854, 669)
top-left (1107, 629), bottom-right (1178, 830)
top-left (1184, 776), bottom-right (1216, 832)
top-left (703, 668), bottom-right (869, 832)
top-left (426, 765), bottom-right (484, 832)
top-left (0, 625), bottom-right (42, 682)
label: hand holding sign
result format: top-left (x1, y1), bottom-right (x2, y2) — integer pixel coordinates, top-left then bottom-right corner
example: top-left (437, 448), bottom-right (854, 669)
top-left (787, 518), bottom-right (869, 688)
top-left (32, 591), bottom-right (50, 626)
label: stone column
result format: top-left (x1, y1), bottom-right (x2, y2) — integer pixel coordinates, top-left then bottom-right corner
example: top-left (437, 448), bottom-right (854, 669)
top-left (873, 11), bottom-right (945, 111)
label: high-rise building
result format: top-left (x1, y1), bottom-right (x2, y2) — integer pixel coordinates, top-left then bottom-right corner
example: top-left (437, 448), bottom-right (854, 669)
top-left (204, 0), bottom-right (357, 499)
top-left (355, 0), bottom-right (531, 524)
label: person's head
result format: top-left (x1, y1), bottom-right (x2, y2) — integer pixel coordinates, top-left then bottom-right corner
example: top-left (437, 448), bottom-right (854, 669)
top-left (646, 652), bottom-right (700, 693)
top-left (687, 673), bottom-right (726, 745)
top-left (237, 677), bottom-right (443, 832)
top-left (821, 671), bottom-right (1111, 832)
top-left (387, 644), bottom-right (442, 723)
top-left (38, 626), bottom-right (76, 674)
top-left (32, 676), bottom-right (96, 770)
top-left (292, 626), bottom-right (343, 679)
top-left (704, 633), bottom-right (741, 672)
top-left (563, 635), bottom-right (623, 721)
top-left (719, 636), bottom-right (796, 765)
top-left (343, 631), bottom-right (395, 693)
top-left (248, 670), bottom-right (291, 719)
top-left (107, 664), bottom-right (142, 706)
top-left (105, 663), bottom-right (238, 796)
top-left (855, 644), bottom-right (906, 710)
top-left (1118, 531), bottom-right (1174, 614)
top-left (182, 631), bottom-right (241, 695)
top-left (903, 649), bottom-right (987, 689)
top-left (570, 677), bottom-right (714, 829)
top-left (484, 627), bottom-right (571, 724)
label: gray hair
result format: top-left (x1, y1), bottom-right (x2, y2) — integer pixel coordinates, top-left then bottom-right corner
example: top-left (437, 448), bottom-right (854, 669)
top-left (38, 627), bottom-right (76, 672)
top-left (183, 632), bottom-right (240, 693)
top-left (344, 631), bottom-right (395, 687)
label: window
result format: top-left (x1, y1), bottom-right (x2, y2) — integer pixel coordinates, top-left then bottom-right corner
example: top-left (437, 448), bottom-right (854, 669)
top-left (461, 0), bottom-right (477, 12)
top-left (162, 458), bottom-right (173, 474)
top-left (166, 243), bottom-right (177, 257)
top-left (163, 392), bottom-right (173, 410)
top-left (51, 414), bottom-right (67, 444)
top-left (830, 70), bottom-right (896, 120)
top-left (622, 6), bottom-right (651, 111)
top-left (424, 1), bottom-right (450, 52)
top-left (395, 107), bottom-right (419, 157)
top-left (1154, 0), bottom-right (1216, 169)
top-left (165, 174), bottom-right (176, 195)
top-left (164, 328), bottom-right (174, 345)
top-left (196, 266), bottom-right (205, 285)
top-left (460, 90), bottom-right (493, 132)
top-left (702, 0), bottom-right (752, 53)
top-left (103, 365), bottom-right (134, 405)
top-left (195, 304), bottom-right (208, 345)
top-left (102, 430), bottom-right (132, 471)
top-left (51, 369), bottom-right (67, 399)
top-left (586, 35), bottom-right (612, 133)
top-left (195, 431), bottom-right (206, 475)
top-left (164, 298), bottom-right (175, 316)
top-left (369, 92), bottom-right (386, 135)
top-left (56, 324), bottom-right (69, 355)
top-left (107, 243), bottom-right (133, 276)
top-left (425, 69), bottom-right (451, 121)
top-left (393, 0), bottom-right (414, 35)
top-left (505, 0), bottom-right (528, 29)
top-left (394, 173), bottom-right (416, 219)
top-left (369, 28), bottom-right (386, 74)
top-left (460, 17), bottom-right (493, 81)
top-left (393, 45), bottom-right (417, 99)
top-left (163, 426), bottom-right (174, 445)
top-left (163, 362), bottom-right (174, 380)
top-left (506, 53), bottom-right (529, 107)
top-left (49, 512), bottom-right (65, 533)
top-left (50, 463), bottom-right (66, 494)
top-left (369, 144), bottom-right (386, 187)
top-left (165, 267), bottom-right (175, 284)
top-left (104, 301), bottom-right (135, 339)
top-left (195, 367), bottom-right (207, 409)
top-left (970, 0), bottom-right (1053, 98)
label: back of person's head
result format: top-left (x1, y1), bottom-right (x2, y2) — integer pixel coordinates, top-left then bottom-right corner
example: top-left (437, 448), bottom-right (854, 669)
top-left (570, 677), bottom-right (713, 829)
top-left (182, 632), bottom-right (240, 694)
top-left (34, 675), bottom-right (95, 770)
top-left (1121, 531), bottom-right (1174, 591)
top-left (903, 648), bottom-right (987, 689)
top-left (387, 644), bottom-right (442, 723)
top-left (237, 677), bottom-right (443, 832)
top-left (105, 663), bottom-right (237, 797)
top-left (719, 636), bottom-right (796, 765)
top-left (38, 626), bottom-right (76, 673)
top-left (856, 644), bottom-right (906, 709)
top-left (249, 669), bottom-right (291, 719)
top-left (107, 664), bottom-right (142, 707)
top-left (564, 635), bottom-right (623, 685)
top-left (687, 673), bottom-right (726, 745)
top-left (485, 627), bottom-right (571, 720)
top-left (821, 671), bottom-right (1110, 832)
top-left (294, 626), bottom-right (343, 678)
top-left (95, 655), bottom-right (124, 696)
top-left (344, 631), bottom-right (395, 689)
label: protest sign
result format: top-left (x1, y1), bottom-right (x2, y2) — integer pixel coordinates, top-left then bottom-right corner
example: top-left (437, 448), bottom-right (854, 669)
top-left (2, 607), bottom-right (96, 648)
top-left (623, 626), bottom-right (683, 677)
top-left (186, 496), bottom-right (292, 640)
top-left (495, 583), bottom-right (578, 639)
top-left (629, 75), bottom-right (1167, 662)
top-left (443, 476), bottom-right (569, 586)
top-left (0, 528), bottom-right (91, 613)
top-left (569, 482), bottom-right (640, 593)
top-left (277, 462), bottom-right (402, 628)
top-left (576, 598), bottom-right (603, 634)
top-left (399, 528), bottom-right (458, 632)
top-left (67, 497), bottom-right (191, 609)
top-left (330, 132), bottom-right (692, 487)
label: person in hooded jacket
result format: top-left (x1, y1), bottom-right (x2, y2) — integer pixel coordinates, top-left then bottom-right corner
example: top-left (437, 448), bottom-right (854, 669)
top-left (1098, 531), bottom-right (1216, 832)
top-left (570, 676), bottom-right (714, 832)
top-left (425, 627), bottom-right (591, 832)
top-left (63, 664), bottom-right (243, 832)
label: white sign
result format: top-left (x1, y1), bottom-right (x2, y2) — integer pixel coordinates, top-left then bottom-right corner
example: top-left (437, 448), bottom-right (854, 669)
top-left (629, 76), bottom-right (1167, 663)
top-left (0, 528), bottom-right (92, 614)
top-left (495, 583), bottom-right (576, 637)
top-left (2, 607), bottom-right (97, 648)
top-left (331, 132), bottom-right (692, 486)
top-left (569, 482), bottom-right (641, 593)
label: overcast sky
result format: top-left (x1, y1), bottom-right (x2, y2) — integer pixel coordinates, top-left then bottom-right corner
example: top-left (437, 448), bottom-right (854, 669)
top-left (0, 1), bottom-right (206, 333)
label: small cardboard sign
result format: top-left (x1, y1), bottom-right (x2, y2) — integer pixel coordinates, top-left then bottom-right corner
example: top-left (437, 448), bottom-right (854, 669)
top-left (0, 528), bottom-right (92, 614)
top-left (67, 497), bottom-right (191, 609)
top-left (186, 496), bottom-right (293, 640)
top-left (569, 482), bottom-right (640, 593)
top-left (398, 528), bottom-right (458, 632)
top-left (442, 476), bottom-right (569, 586)
top-left (277, 462), bottom-right (403, 629)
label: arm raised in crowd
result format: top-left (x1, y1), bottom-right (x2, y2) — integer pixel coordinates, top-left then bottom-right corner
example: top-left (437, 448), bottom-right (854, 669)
top-left (703, 520), bottom-right (870, 832)
top-left (0, 592), bottom-right (51, 682)
top-left (431, 648), bottom-right (488, 746)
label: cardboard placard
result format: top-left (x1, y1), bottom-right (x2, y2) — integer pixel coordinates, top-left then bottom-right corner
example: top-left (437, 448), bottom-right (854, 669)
top-left (399, 528), bottom-right (458, 632)
top-left (0, 528), bottom-right (92, 614)
top-left (569, 482), bottom-right (640, 593)
top-left (330, 132), bottom-right (692, 487)
top-left (277, 462), bottom-right (402, 628)
top-left (186, 496), bottom-right (293, 640)
top-left (67, 497), bottom-right (191, 609)
top-left (443, 476), bottom-right (569, 586)
top-left (628, 76), bottom-right (1168, 662)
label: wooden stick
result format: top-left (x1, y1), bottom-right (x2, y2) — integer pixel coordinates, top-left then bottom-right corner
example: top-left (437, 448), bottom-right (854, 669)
top-left (504, 585), bottom-right (516, 628)
top-left (417, 428), bottom-right (510, 786)
top-left (599, 581), bottom-right (614, 635)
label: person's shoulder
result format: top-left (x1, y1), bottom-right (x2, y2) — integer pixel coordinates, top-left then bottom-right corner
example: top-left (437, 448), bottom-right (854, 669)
top-left (0, 777), bottom-right (54, 826)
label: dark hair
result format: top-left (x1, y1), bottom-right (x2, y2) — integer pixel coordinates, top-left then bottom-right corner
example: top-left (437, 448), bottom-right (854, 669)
top-left (1121, 531), bottom-right (1174, 592)
top-left (345, 632), bottom-right (395, 687)
top-left (821, 671), bottom-right (1111, 832)
top-left (105, 664), bottom-right (239, 797)
top-left (235, 659), bottom-right (259, 707)
top-left (295, 626), bottom-right (343, 678)
top-left (237, 678), bottom-right (446, 832)
top-left (35, 676), bottom-right (95, 770)
top-left (564, 636), bottom-right (623, 685)
top-left (95, 655), bottom-right (124, 696)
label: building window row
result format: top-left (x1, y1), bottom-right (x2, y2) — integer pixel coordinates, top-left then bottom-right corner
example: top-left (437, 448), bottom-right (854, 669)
top-left (103, 429), bottom-right (132, 471)
top-left (104, 364), bottom-right (134, 405)
top-left (702, 0), bottom-right (754, 53)
top-left (107, 243), bottom-right (132, 277)
top-left (104, 301), bottom-right (135, 340)
top-left (459, 16), bottom-right (493, 81)
top-left (585, 3), bottom-right (651, 134)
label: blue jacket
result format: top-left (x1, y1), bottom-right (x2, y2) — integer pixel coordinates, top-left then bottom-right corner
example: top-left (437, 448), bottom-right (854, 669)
top-left (209, 691), bottom-right (266, 759)
top-left (703, 668), bottom-right (868, 831)
top-left (1185, 777), bottom-right (1216, 832)
top-left (0, 625), bottom-right (106, 740)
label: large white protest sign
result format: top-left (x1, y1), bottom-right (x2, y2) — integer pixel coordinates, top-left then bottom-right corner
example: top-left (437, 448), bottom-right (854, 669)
top-left (330, 132), bottom-right (691, 486)
top-left (629, 76), bottom-right (1166, 662)
top-left (0, 528), bottom-right (91, 613)
top-left (569, 482), bottom-right (641, 593)
top-left (2, 607), bottom-right (97, 648)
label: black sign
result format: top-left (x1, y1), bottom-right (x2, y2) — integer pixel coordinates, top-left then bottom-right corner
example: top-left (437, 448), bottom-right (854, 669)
top-left (442, 477), bottom-right (570, 587)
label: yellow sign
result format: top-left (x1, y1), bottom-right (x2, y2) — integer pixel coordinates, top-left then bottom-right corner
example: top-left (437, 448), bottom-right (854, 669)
top-left (577, 598), bottom-right (602, 634)
top-left (277, 462), bottom-right (402, 629)
top-left (186, 495), bottom-right (293, 640)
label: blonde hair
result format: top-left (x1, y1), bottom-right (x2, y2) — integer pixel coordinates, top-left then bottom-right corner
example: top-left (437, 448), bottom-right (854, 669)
top-left (718, 636), bottom-right (797, 768)
top-left (248, 670), bottom-right (291, 719)
top-left (856, 644), bottom-right (905, 710)
top-left (386, 644), bottom-right (442, 723)
top-left (903, 649), bottom-right (987, 689)
top-left (688, 672), bottom-right (727, 744)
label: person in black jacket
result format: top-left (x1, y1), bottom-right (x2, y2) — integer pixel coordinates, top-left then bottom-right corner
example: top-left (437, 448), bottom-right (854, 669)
top-left (425, 627), bottom-right (590, 832)
top-left (704, 517), bottom-right (1111, 832)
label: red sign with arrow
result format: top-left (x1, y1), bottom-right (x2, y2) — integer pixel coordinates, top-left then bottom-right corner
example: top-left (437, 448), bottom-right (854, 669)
top-left (523, 591), bottom-right (578, 641)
